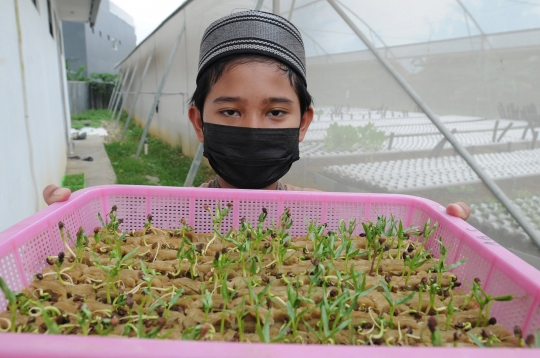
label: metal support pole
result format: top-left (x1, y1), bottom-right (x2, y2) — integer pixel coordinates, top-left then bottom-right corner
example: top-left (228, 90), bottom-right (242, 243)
top-left (532, 131), bottom-right (538, 150)
top-left (492, 120), bottom-right (499, 142)
top-left (109, 73), bottom-right (125, 111)
top-left (135, 25), bottom-right (186, 158)
top-left (121, 54), bottom-right (154, 141)
top-left (521, 122), bottom-right (530, 140)
top-left (273, 0), bottom-right (280, 14)
top-left (110, 67), bottom-right (131, 121)
top-left (497, 122), bottom-right (513, 142)
top-left (108, 77), bottom-right (121, 111)
top-left (110, 69), bottom-right (128, 118)
top-left (184, 143), bottom-right (205, 187)
top-left (115, 61), bottom-right (139, 129)
top-left (287, 0), bottom-right (296, 21)
top-left (110, 76), bottom-right (122, 111)
top-left (253, 0), bottom-right (264, 10)
top-left (429, 129), bottom-right (457, 158)
top-left (387, 132), bottom-right (394, 150)
top-left (327, 0), bottom-right (540, 248)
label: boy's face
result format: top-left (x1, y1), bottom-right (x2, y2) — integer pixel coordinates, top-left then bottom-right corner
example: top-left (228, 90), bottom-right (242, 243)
top-left (189, 61), bottom-right (313, 142)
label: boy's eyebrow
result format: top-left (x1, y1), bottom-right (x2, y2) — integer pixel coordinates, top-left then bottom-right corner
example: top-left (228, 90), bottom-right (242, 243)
top-left (212, 96), bottom-right (294, 105)
top-left (213, 96), bottom-right (245, 104)
top-left (264, 97), bottom-right (294, 105)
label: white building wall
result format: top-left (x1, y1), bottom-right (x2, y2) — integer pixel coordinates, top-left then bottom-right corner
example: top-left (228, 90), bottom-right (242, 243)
top-left (0, 0), bottom-right (68, 231)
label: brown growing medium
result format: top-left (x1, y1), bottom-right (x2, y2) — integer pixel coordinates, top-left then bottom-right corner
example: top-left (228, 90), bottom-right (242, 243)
top-left (0, 204), bottom-right (532, 348)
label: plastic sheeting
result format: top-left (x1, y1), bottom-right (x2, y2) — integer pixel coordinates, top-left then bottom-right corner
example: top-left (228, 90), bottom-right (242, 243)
top-left (118, 0), bottom-right (540, 267)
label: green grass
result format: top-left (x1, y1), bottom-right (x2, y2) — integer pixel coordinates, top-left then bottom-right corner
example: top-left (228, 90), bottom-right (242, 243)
top-left (71, 109), bottom-right (214, 187)
top-left (71, 109), bottom-right (110, 129)
top-left (62, 173), bottom-right (85, 192)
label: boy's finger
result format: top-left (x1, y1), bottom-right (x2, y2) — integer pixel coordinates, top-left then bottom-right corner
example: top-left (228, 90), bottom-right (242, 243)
top-left (446, 202), bottom-right (470, 221)
top-left (43, 184), bottom-right (71, 205)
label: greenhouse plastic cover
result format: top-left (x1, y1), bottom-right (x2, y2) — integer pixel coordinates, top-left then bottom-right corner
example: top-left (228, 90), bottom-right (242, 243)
top-left (114, 0), bottom-right (540, 268)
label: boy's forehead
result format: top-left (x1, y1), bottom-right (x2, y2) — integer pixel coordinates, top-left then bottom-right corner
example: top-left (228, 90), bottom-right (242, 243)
top-left (208, 62), bottom-right (298, 103)
top-left (197, 10), bottom-right (307, 86)
top-left (212, 62), bottom-right (294, 94)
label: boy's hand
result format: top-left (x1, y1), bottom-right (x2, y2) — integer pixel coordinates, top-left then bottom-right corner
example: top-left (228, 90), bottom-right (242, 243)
top-left (43, 184), bottom-right (71, 205)
top-left (446, 202), bottom-right (470, 220)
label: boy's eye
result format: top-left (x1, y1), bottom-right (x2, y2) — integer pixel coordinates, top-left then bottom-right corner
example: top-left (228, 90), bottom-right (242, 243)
top-left (221, 110), bottom-right (239, 116)
top-left (269, 110), bottom-right (285, 117)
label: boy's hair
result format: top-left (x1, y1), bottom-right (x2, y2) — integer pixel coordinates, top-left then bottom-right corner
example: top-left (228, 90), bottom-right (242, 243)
top-left (190, 54), bottom-right (313, 119)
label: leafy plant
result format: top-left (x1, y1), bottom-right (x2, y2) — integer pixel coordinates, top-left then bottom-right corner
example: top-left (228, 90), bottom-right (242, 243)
top-left (323, 123), bottom-right (360, 152)
top-left (357, 122), bottom-right (386, 151)
top-left (66, 63), bottom-right (88, 81)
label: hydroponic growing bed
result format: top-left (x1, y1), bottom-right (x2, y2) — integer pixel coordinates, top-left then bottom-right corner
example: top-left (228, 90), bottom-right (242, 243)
top-left (0, 186), bottom-right (539, 357)
top-left (321, 149), bottom-right (540, 193)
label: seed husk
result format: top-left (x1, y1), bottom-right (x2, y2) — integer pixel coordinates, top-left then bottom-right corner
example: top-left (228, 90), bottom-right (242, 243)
top-left (427, 317), bottom-right (438, 333)
top-left (110, 315), bottom-right (119, 327)
top-left (126, 293), bottom-right (134, 309)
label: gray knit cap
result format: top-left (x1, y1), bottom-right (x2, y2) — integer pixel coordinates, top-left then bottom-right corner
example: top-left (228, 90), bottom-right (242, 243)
top-left (197, 10), bottom-right (306, 85)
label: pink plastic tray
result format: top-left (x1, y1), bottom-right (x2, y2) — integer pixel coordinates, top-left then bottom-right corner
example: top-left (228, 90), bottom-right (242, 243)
top-left (0, 185), bottom-right (539, 357)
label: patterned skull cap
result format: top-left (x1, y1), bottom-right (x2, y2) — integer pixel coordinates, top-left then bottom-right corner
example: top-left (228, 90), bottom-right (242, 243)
top-left (197, 10), bottom-right (306, 85)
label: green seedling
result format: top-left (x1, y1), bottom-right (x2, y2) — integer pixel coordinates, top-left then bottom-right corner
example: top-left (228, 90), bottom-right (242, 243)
top-left (201, 286), bottom-right (213, 322)
top-left (404, 249), bottom-right (431, 285)
top-left (428, 316), bottom-right (443, 346)
top-left (419, 219), bottom-right (438, 254)
top-left (468, 332), bottom-right (486, 348)
top-left (139, 260), bottom-right (160, 292)
top-left (75, 227), bottom-right (89, 264)
top-left (468, 278), bottom-right (513, 327)
top-left (203, 201), bottom-right (233, 255)
top-left (92, 246), bottom-right (139, 304)
top-left (284, 279), bottom-right (315, 340)
top-left (434, 239), bottom-right (467, 284)
top-left (0, 277), bottom-right (17, 332)
top-left (380, 280), bottom-right (416, 328)
top-left (235, 298), bottom-right (248, 342)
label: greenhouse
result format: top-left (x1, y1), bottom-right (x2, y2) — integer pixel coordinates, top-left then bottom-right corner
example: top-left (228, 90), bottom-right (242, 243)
top-left (115, 0), bottom-right (540, 267)
top-left (2, 0), bottom-right (540, 354)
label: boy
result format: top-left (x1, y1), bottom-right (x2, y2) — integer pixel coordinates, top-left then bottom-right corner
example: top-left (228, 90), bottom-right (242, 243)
top-left (43, 10), bottom-right (470, 219)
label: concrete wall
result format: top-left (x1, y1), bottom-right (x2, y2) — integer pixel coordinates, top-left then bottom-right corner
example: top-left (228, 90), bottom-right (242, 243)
top-left (62, 21), bottom-right (87, 74)
top-left (63, 0), bottom-right (136, 76)
top-left (68, 81), bottom-right (90, 115)
top-left (0, 0), bottom-right (69, 231)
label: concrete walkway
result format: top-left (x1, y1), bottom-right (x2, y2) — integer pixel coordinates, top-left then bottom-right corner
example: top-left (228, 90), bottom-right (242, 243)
top-left (66, 135), bottom-right (116, 187)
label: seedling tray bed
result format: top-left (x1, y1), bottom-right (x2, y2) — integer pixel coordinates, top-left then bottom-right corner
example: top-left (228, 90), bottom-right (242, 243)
top-left (300, 130), bottom-right (535, 159)
top-left (0, 186), bottom-right (539, 357)
top-left (321, 149), bottom-right (540, 193)
top-left (304, 119), bottom-right (524, 142)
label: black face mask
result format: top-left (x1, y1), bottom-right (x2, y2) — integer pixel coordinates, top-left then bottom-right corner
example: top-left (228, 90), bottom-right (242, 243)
top-left (202, 123), bottom-right (300, 189)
